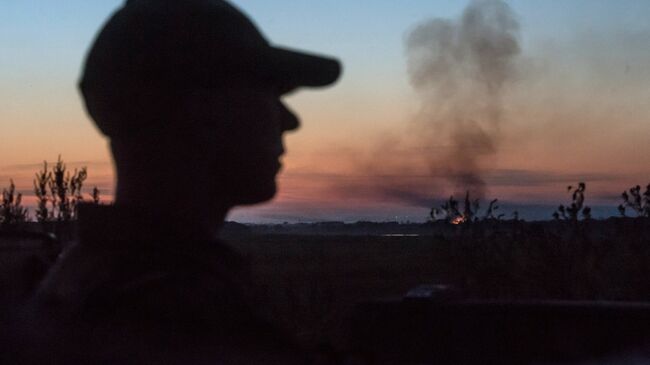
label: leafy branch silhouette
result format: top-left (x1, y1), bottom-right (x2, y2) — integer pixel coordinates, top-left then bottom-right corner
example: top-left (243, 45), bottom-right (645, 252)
top-left (553, 182), bottom-right (591, 221)
top-left (29, 156), bottom-right (101, 223)
top-left (1, 179), bottom-right (29, 226)
top-left (618, 184), bottom-right (650, 218)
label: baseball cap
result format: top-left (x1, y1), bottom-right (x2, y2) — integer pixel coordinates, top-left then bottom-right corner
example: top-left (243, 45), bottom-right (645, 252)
top-left (79, 0), bottom-right (341, 121)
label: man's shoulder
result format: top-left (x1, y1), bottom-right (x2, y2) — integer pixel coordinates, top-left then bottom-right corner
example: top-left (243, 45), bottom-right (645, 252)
top-left (35, 240), bottom-right (249, 316)
top-left (84, 261), bottom-right (248, 331)
top-left (22, 241), bottom-right (304, 364)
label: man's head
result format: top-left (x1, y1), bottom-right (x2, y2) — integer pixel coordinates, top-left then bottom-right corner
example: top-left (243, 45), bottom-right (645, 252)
top-left (80, 0), bottom-right (340, 207)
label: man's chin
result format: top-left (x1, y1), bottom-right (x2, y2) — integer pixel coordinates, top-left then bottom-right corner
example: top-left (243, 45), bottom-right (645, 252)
top-left (231, 183), bottom-right (277, 206)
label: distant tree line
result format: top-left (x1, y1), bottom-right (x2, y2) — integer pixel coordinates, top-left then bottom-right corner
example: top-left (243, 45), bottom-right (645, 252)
top-left (1, 156), bottom-right (101, 227)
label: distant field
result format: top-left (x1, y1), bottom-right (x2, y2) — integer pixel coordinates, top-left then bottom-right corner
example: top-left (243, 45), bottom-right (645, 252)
top-left (227, 218), bottom-right (650, 348)
top-left (228, 235), bottom-right (446, 349)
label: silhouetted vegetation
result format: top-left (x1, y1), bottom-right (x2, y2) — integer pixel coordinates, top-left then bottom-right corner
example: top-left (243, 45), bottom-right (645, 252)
top-left (430, 192), bottom-right (503, 224)
top-left (91, 186), bottom-right (101, 205)
top-left (619, 184), bottom-right (650, 218)
top-left (49, 156), bottom-right (87, 221)
top-left (553, 182), bottom-right (591, 221)
top-left (1, 156), bottom-right (102, 224)
top-left (1, 180), bottom-right (29, 226)
top-left (32, 156), bottom-right (103, 222)
top-left (33, 161), bottom-right (51, 223)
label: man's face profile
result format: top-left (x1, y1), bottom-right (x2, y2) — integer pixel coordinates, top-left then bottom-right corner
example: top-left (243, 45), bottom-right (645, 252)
top-left (184, 80), bottom-right (301, 206)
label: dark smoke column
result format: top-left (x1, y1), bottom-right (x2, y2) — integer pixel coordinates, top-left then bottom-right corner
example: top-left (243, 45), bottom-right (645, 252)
top-left (406, 0), bottom-right (520, 199)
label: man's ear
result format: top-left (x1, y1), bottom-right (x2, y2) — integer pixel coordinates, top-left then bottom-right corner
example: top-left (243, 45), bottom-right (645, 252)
top-left (81, 83), bottom-right (185, 138)
top-left (180, 89), bottom-right (237, 145)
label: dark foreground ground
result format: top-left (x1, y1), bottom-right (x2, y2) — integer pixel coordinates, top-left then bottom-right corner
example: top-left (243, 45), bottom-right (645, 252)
top-left (223, 218), bottom-right (650, 351)
top-left (2, 218), bottom-right (650, 362)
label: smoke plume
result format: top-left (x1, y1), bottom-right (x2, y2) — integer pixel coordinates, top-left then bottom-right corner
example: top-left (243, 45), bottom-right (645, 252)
top-left (406, 0), bottom-right (520, 198)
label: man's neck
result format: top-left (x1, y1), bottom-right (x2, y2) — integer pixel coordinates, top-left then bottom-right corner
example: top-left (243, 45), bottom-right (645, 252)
top-left (113, 185), bottom-right (229, 242)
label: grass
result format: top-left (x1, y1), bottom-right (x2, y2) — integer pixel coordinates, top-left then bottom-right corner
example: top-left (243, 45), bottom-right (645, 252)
top-left (227, 218), bottom-right (650, 348)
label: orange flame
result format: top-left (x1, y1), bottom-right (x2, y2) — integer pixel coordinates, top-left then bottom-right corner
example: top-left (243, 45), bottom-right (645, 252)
top-left (451, 216), bottom-right (466, 225)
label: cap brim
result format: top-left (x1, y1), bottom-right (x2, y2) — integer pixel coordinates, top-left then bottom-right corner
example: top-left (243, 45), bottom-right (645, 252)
top-left (262, 46), bottom-right (342, 88)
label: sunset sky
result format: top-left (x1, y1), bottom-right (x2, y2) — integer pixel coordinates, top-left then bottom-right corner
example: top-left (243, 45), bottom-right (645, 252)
top-left (1, 0), bottom-right (649, 222)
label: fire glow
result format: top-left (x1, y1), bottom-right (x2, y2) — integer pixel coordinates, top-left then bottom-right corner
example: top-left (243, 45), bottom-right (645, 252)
top-left (451, 216), bottom-right (467, 225)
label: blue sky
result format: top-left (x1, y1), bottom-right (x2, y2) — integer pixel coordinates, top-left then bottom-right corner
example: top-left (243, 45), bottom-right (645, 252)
top-left (4, 0), bottom-right (649, 92)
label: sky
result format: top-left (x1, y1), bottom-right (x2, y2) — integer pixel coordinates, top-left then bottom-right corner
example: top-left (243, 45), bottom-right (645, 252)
top-left (1, 0), bottom-right (649, 222)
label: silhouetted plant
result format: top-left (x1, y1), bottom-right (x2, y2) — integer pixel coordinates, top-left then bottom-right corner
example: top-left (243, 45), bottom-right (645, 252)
top-left (431, 195), bottom-right (461, 223)
top-left (553, 182), bottom-right (590, 221)
top-left (463, 192), bottom-right (480, 222)
top-left (617, 204), bottom-right (626, 217)
top-left (33, 161), bottom-right (52, 222)
top-left (619, 184), bottom-right (650, 218)
top-left (484, 199), bottom-right (501, 220)
top-left (92, 186), bottom-right (101, 205)
top-left (1, 180), bottom-right (29, 226)
top-left (47, 156), bottom-right (88, 221)
top-left (431, 193), bottom-right (502, 223)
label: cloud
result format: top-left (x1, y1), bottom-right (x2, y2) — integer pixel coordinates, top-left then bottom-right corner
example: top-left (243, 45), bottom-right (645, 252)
top-left (278, 168), bottom-right (629, 208)
top-left (1, 160), bottom-right (111, 172)
top-left (484, 169), bottom-right (620, 187)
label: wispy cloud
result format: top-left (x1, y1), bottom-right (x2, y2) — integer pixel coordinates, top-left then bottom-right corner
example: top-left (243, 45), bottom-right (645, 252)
top-left (484, 169), bottom-right (621, 187)
top-left (1, 160), bottom-right (111, 172)
top-left (278, 168), bottom-right (632, 208)
top-left (284, 169), bottom-right (624, 184)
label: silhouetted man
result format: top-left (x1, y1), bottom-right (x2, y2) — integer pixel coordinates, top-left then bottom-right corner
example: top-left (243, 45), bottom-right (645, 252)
top-left (21, 0), bottom-right (341, 363)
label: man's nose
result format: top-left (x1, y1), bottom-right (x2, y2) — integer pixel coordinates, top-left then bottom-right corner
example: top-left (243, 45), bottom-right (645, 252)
top-left (279, 102), bottom-right (300, 132)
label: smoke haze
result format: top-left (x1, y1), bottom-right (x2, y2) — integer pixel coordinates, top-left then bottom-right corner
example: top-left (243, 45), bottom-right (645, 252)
top-left (406, 0), bottom-right (521, 199)
top-left (319, 0), bottom-right (524, 208)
